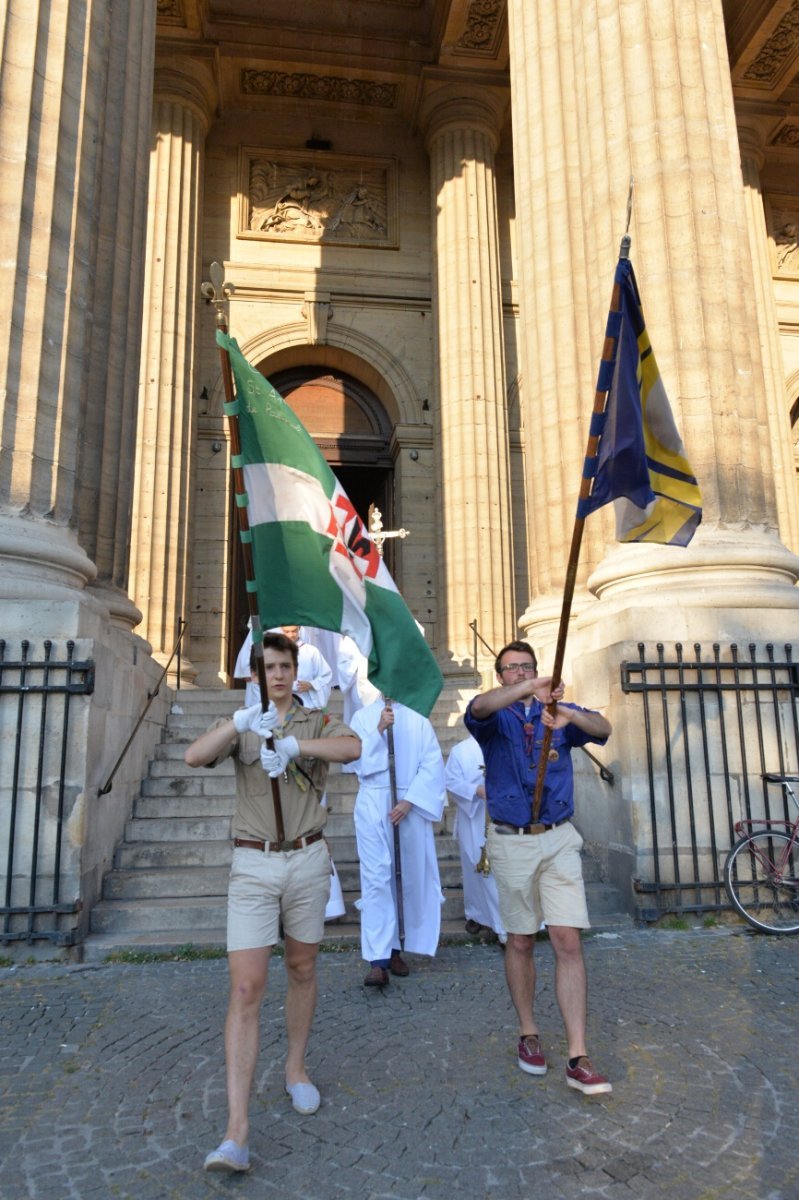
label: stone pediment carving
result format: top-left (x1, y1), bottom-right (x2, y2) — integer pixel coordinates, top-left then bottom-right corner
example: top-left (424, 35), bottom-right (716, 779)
top-left (455, 0), bottom-right (505, 57)
top-left (766, 193), bottom-right (799, 276)
top-left (238, 149), bottom-right (398, 248)
top-left (740, 4), bottom-right (799, 88)
top-left (241, 69), bottom-right (397, 109)
top-left (156, 0), bottom-right (185, 24)
top-left (771, 122), bottom-right (799, 149)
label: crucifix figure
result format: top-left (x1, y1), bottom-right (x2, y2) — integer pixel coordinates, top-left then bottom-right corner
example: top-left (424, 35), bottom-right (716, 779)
top-left (368, 506), bottom-right (410, 559)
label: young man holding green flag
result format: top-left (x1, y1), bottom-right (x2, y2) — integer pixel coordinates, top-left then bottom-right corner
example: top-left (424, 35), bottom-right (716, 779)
top-left (185, 631), bottom-right (360, 1174)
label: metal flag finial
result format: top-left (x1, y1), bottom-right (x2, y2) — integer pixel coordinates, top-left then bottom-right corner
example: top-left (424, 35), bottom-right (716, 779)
top-left (201, 261), bottom-right (236, 326)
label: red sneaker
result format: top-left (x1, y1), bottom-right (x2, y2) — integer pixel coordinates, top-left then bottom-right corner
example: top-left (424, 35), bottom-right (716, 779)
top-left (566, 1057), bottom-right (613, 1095)
top-left (517, 1034), bottom-right (547, 1075)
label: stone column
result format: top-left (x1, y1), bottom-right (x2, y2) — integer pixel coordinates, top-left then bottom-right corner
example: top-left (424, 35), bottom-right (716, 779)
top-left (420, 84), bottom-right (515, 670)
top-left (506, 1), bottom-right (606, 648)
top-left (128, 57), bottom-right (217, 678)
top-left (0, 2), bottom-right (165, 949)
top-left (76, 1), bottom-right (157, 628)
top-left (736, 117), bottom-right (799, 555)
top-left (0, 1), bottom-right (105, 599)
top-left (506, 0), bottom-right (799, 650)
top-left (569, 0), bottom-right (799, 633)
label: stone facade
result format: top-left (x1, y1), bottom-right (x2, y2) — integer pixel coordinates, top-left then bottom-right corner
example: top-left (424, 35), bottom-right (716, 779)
top-left (2, 0), bottom-right (799, 942)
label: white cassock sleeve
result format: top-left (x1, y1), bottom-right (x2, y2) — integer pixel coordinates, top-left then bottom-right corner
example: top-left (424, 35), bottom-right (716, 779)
top-left (233, 630), bottom-right (253, 680)
top-left (297, 643), bottom-right (333, 709)
top-left (445, 737), bottom-right (484, 821)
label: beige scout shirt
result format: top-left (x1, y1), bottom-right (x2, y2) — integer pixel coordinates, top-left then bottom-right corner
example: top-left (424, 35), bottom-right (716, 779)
top-left (210, 704), bottom-right (355, 843)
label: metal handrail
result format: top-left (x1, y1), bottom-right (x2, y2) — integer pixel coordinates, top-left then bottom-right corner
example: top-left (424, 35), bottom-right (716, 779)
top-left (99, 618), bottom-right (187, 796)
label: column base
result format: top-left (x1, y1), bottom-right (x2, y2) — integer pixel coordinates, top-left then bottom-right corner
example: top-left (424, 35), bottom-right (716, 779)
top-left (0, 511), bottom-right (97, 599)
top-left (581, 524), bottom-right (799, 647)
top-left (87, 582), bottom-right (144, 634)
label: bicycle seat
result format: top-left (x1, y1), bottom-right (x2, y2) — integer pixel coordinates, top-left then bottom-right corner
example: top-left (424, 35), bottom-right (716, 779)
top-left (762, 773), bottom-right (799, 783)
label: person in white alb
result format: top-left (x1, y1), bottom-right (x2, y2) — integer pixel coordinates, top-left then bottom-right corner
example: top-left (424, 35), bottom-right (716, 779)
top-left (349, 697), bottom-right (446, 986)
top-left (445, 734), bottom-right (506, 944)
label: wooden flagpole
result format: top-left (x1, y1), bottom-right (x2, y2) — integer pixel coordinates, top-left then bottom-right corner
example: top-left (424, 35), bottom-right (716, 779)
top-left (201, 262), bottom-right (287, 845)
top-left (530, 226), bottom-right (631, 823)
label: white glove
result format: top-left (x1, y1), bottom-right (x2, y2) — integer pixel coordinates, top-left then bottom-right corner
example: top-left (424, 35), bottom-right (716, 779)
top-left (232, 702), bottom-right (263, 735)
top-left (254, 701), bottom-right (280, 737)
top-left (260, 735), bottom-right (300, 778)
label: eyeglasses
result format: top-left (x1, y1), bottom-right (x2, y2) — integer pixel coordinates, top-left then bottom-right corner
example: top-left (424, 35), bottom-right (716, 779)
top-left (499, 662), bottom-right (537, 674)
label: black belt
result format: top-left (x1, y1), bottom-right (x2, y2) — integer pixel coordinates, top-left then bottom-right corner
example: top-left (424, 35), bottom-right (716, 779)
top-left (233, 831), bottom-right (324, 853)
top-left (492, 818), bottom-right (570, 837)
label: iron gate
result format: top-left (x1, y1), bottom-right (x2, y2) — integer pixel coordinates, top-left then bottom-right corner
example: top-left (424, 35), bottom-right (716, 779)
top-left (621, 642), bottom-right (799, 921)
top-left (0, 640), bottom-right (95, 945)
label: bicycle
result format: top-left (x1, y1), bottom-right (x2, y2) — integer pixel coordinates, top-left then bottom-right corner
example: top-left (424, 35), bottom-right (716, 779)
top-left (723, 773), bottom-right (799, 934)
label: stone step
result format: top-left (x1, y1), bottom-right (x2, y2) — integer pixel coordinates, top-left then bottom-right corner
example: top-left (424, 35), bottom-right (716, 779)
top-left (124, 816), bottom-right (233, 842)
top-left (139, 768), bottom-right (358, 799)
top-left (115, 840), bottom-right (238, 870)
top-left (115, 830), bottom-right (458, 868)
top-left (81, 917), bottom-right (483, 963)
top-left (103, 856), bottom-right (464, 902)
top-left (89, 887), bottom-right (468, 935)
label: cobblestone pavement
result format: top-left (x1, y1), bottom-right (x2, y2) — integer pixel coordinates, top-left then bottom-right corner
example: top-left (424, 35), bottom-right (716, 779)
top-left (1, 926), bottom-right (797, 1200)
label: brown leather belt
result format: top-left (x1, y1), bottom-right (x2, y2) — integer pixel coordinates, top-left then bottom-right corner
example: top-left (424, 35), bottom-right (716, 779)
top-left (492, 818), bottom-right (569, 837)
top-left (233, 831), bottom-right (325, 853)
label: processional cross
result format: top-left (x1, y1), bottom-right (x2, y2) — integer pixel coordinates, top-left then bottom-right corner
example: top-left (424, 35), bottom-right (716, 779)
top-left (368, 506), bottom-right (410, 559)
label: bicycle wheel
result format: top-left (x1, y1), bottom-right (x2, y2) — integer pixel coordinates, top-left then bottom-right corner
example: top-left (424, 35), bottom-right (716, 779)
top-left (724, 830), bottom-right (799, 934)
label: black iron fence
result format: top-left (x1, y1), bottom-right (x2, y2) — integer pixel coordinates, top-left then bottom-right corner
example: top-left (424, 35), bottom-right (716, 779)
top-left (621, 642), bottom-right (799, 921)
top-left (0, 641), bottom-right (95, 946)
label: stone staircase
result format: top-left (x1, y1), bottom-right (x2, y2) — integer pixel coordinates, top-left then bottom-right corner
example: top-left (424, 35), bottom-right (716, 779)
top-left (83, 683), bottom-right (477, 960)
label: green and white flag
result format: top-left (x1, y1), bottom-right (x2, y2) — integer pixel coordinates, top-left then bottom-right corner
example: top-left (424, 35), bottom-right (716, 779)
top-left (219, 331), bottom-right (443, 718)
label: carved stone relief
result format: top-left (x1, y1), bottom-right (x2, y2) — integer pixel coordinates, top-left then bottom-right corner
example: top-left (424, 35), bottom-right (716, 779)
top-left (239, 150), bottom-right (398, 248)
top-left (455, 0), bottom-right (504, 56)
top-left (766, 195), bottom-right (799, 275)
top-left (771, 123), bottom-right (799, 149)
top-left (241, 70), bottom-right (397, 109)
top-left (156, 0), bottom-right (185, 24)
top-left (741, 4), bottom-right (799, 86)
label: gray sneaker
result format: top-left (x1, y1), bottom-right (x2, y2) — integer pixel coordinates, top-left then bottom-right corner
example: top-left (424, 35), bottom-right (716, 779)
top-left (203, 1139), bottom-right (251, 1173)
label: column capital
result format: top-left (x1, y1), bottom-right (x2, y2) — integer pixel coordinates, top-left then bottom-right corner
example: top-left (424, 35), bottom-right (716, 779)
top-left (418, 81), bottom-right (507, 154)
top-left (153, 52), bottom-right (218, 134)
top-left (736, 116), bottom-right (774, 170)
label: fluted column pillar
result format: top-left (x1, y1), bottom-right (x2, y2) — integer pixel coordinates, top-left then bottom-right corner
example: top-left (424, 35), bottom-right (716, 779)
top-left (76, 1), bottom-right (156, 628)
top-left (573, 0), bottom-right (799, 630)
top-left (506, 0), bottom-right (799, 649)
top-left (736, 118), bottom-right (799, 555)
top-left (0, 2), bottom-right (107, 599)
top-left (420, 84), bottom-right (515, 670)
top-left (129, 57), bottom-right (217, 677)
top-left (506, 1), bottom-right (604, 648)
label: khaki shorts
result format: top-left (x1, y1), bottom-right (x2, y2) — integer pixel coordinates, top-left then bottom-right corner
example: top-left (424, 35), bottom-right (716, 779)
top-left (488, 820), bottom-right (590, 934)
top-left (227, 839), bottom-right (330, 951)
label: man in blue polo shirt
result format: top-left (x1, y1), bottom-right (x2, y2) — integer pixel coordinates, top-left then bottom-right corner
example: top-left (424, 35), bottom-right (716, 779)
top-left (465, 640), bottom-right (613, 1096)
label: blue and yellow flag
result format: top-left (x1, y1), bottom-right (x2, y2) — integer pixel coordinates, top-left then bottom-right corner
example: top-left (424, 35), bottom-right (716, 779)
top-left (579, 257), bottom-right (702, 546)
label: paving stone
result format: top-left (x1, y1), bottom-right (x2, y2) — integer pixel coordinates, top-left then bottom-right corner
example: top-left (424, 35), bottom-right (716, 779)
top-left (0, 929), bottom-right (797, 1199)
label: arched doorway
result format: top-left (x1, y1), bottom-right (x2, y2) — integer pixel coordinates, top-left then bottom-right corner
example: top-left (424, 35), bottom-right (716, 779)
top-left (227, 365), bottom-right (395, 681)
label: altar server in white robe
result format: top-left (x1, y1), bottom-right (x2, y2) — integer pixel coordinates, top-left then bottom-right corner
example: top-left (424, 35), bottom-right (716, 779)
top-left (350, 698), bottom-right (446, 986)
top-left (445, 735), bottom-right (506, 944)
